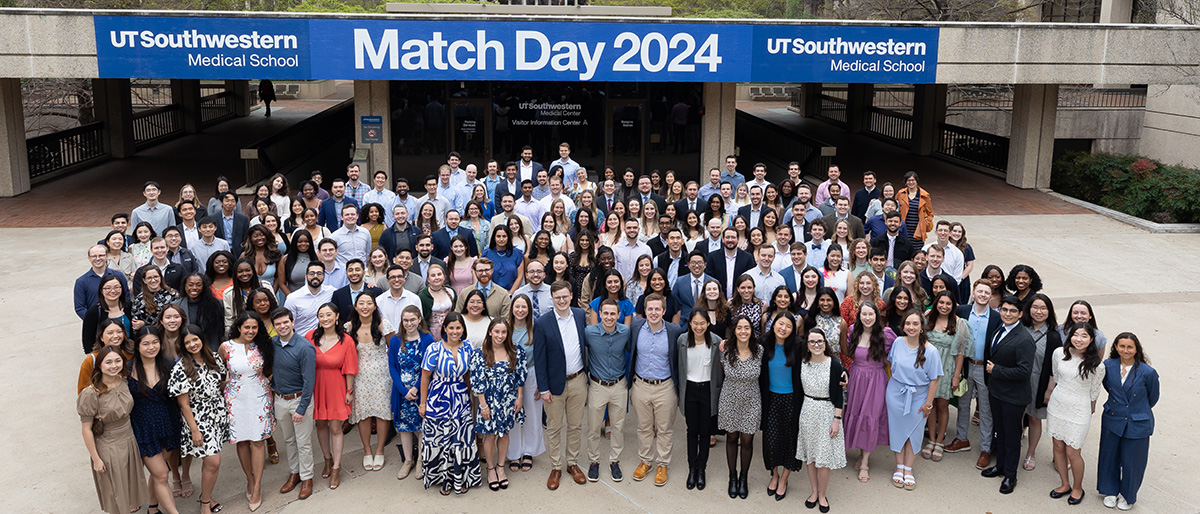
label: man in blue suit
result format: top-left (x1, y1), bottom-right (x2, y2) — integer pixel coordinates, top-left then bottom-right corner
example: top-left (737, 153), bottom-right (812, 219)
top-left (706, 227), bottom-right (755, 299)
top-left (736, 185), bottom-right (774, 229)
top-left (330, 259), bottom-right (383, 322)
top-left (318, 178), bottom-right (359, 232)
top-left (430, 209), bottom-right (478, 260)
top-left (626, 294), bottom-right (684, 486)
top-left (779, 242), bottom-right (809, 292)
top-left (533, 281), bottom-right (590, 490)
top-left (672, 250), bottom-right (714, 321)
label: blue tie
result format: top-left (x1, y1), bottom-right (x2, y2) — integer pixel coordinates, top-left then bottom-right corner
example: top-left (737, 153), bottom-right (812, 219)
top-left (531, 289), bottom-right (541, 315)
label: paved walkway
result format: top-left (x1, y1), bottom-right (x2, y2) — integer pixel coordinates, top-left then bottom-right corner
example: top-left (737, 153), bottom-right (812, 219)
top-left (737, 101), bottom-right (1086, 216)
top-left (8, 210), bottom-right (1200, 513)
top-left (0, 83), bottom-right (353, 228)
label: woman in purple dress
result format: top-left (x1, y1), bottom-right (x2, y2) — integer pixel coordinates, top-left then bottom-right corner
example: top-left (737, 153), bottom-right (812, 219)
top-left (843, 302), bottom-right (896, 484)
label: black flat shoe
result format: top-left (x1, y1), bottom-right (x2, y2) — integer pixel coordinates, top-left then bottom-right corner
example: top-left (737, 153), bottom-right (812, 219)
top-left (696, 469), bottom-right (706, 490)
top-left (738, 476), bottom-right (749, 499)
top-left (1067, 491), bottom-right (1085, 505)
top-left (1050, 487), bottom-right (1072, 499)
top-left (728, 473), bottom-right (739, 499)
top-left (819, 501), bottom-right (831, 513)
top-left (805, 497), bottom-right (818, 509)
top-left (686, 468), bottom-right (697, 490)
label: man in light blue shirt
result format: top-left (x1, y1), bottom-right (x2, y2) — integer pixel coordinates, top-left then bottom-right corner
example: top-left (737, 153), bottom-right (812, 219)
top-left (284, 262), bottom-right (336, 336)
top-left (720, 155), bottom-right (746, 190)
top-left (343, 164), bottom-right (370, 206)
top-left (130, 181), bottom-right (175, 236)
top-left (316, 239), bottom-right (348, 289)
top-left (483, 160), bottom-right (503, 203)
top-left (417, 175), bottom-right (453, 226)
top-left (747, 245), bottom-right (786, 303)
top-left (805, 219), bottom-right (829, 269)
top-left (697, 168), bottom-right (722, 203)
top-left (362, 170), bottom-right (399, 221)
top-left (583, 300), bottom-right (632, 482)
top-left (446, 152), bottom-right (467, 187)
top-left (436, 165), bottom-right (465, 213)
top-left (551, 142), bottom-right (581, 188)
top-left (627, 294), bottom-right (683, 486)
top-left (329, 204), bottom-right (371, 267)
top-left (532, 169), bottom-right (552, 201)
top-left (191, 218), bottom-right (230, 274)
top-left (514, 261), bottom-right (553, 319)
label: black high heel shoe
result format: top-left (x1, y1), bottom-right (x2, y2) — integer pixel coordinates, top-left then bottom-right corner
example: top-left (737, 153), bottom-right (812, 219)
top-left (728, 472), bottom-right (739, 499)
top-left (1067, 491), bottom-right (1086, 506)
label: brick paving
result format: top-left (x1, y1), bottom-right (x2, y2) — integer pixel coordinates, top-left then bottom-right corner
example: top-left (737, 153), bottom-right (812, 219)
top-left (737, 101), bottom-right (1086, 216)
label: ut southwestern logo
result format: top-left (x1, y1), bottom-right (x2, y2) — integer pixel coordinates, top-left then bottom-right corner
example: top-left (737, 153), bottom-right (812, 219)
top-left (108, 29), bottom-right (302, 69)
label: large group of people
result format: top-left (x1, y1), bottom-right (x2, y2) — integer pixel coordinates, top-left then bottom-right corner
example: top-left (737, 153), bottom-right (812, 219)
top-left (74, 144), bottom-right (1159, 513)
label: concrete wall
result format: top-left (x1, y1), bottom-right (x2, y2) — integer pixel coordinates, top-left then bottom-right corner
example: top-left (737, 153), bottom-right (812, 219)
top-left (0, 12), bottom-right (97, 77)
top-left (1139, 85), bottom-right (1200, 168)
top-left (946, 107), bottom-right (1145, 154)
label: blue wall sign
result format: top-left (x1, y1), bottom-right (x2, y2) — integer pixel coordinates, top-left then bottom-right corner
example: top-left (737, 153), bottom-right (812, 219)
top-left (94, 16), bottom-right (938, 83)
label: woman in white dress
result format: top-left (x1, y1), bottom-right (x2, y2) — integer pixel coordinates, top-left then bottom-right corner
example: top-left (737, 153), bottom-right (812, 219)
top-left (460, 290), bottom-right (492, 348)
top-left (348, 293), bottom-right (396, 471)
top-left (1045, 324), bottom-right (1106, 505)
top-left (220, 313), bottom-right (275, 512)
top-left (795, 327), bottom-right (846, 511)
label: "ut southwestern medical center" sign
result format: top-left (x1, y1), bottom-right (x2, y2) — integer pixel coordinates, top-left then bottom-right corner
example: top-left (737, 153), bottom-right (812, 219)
top-left (94, 16), bottom-right (939, 83)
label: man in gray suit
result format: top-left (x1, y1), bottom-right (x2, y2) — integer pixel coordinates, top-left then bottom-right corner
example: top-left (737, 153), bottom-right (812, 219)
top-left (672, 250), bottom-right (713, 322)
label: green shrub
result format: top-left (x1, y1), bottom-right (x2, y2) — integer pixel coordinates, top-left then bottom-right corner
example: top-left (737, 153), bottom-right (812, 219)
top-left (1051, 151), bottom-right (1200, 224)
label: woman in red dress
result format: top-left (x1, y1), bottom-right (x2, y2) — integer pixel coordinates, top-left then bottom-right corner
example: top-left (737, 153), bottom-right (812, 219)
top-left (307, 303), bottom-right (358, 490)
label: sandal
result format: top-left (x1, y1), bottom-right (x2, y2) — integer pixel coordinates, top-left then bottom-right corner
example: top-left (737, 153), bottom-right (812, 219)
top-left (171, 478), bottom-right (182, 497)
top-left (857, 465), bottom-right (870, 483)
top-left (439, 484), bottom-right (453, 496)
top-left (520, 455), bottom-right (533, 472)
top-left (920, 442), bottom-right (934, 460)
top-left (488, 466), bottom-right (501, 491)
top-left (148, 505), bottom-right (160, 514)
top-left (1023, 456), bottom-right (1036, 471)
top-left (509, 460), bottom-right (521, 472)
top-left (892, 468), bottom-right (905, 488)
top-left (931, 443), bottom-right (944, 462)
top-left (197, 500), bottom-right (223, 513)
top-left (497, 468), bottom-right (509, 489)
top-left (903, 472), bottom-right (916, 491)
top-left (179, 478), bottom-right (194, 498)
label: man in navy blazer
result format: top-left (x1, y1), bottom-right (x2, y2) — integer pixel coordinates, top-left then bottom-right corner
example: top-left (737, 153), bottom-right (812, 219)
top-left (980, 296), bottom-right (1034, 494)
top-left (672, 250), bottom-right (714, 326)
top-left (430, 209), bottom-right (478, 260)
top-left (631, 175), bottom-right (668, 213)
top-left (318, 179), bottom-right (359, 232)
top-left (672, 181), bottom-right (703, 223)
top-left (533, 281), bottom-right (590, 489)
top-left (330, 259), bottom-right (383, 323)
top-left (706, 227), bottom-right (755, 299)
top-left (736, 185), bottom-right (774, 228)
top-left (779, 242), bottom-right (808, 292)
top-left (626, 294), bottom-right (685, 485)
top-left (493, 161), bottom-right (522, 201)
top-left (517, 146), bottom-right (544, 183)
top-left (213, 192), bottom-right (250, 258)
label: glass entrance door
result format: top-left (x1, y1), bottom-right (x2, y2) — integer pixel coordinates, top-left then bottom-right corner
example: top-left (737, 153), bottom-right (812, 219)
top-left (450, 99), bottom-right (492, 165)
top-left (607, 101), bottom-right (645, 174)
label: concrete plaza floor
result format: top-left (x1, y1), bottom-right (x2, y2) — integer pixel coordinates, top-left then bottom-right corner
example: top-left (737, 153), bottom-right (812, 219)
top-left (5, 211), bottom-right (1200, 513)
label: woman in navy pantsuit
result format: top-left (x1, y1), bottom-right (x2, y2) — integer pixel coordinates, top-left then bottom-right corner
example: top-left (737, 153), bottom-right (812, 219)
top-left (1097, 332), bottom-right (1159, 510)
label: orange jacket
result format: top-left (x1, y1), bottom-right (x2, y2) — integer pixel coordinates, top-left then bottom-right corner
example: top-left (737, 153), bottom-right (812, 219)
top-left (896, 187), bottom-right (934, 240)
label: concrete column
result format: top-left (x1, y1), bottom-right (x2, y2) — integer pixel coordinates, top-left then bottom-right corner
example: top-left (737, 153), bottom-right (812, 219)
top-left (701, 82), bottom-right (737, 173)
top-left (846, 83), bottom-right (873, 133)
top-left (1006, 84), bottom-right (1059, 189)
top-left (1100, 0), bottom-right (1133, 23)
top-left (910, 84), bottom-right (947, 155)
top-left (171, 79), bottom-right (202, 133)
top-left (92, 79), bottom-right (135, 158)
top-left (795, 83), bottom-right (821, 118)
top-left (226, 80), bottom-right (251, 117)
top-left (353, 80), bottom-right (392, 181)
top-left (0, 78), bottom-right (30, 197)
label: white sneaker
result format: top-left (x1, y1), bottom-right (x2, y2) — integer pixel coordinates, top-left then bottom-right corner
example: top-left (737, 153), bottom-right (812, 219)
top-left (1117, 497), bottom-right (1133, 511)
top-left (1104, 495), bottom-right (1118, 508)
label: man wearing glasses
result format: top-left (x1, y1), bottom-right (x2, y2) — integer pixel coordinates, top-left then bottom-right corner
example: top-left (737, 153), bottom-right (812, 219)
top-left (979, 296), bottom-right (1035, 495)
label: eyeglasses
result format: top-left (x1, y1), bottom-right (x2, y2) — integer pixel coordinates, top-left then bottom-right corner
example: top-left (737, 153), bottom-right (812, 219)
top-left (999, 307), bottom-right (1020, 314)
top-left (807, 339), bottom-right (825, 344)
top-left (101, 285), bottom-right (123, 292)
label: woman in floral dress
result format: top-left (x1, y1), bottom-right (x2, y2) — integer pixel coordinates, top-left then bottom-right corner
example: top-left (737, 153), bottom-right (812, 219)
top-left (469, 318), bottom-right (527, 490)
top-left (390, 306), bottom-right (433, 480)
top-left (420, 312), bottom-right (481, 495)
top-left (729, 275), bottom-right (764, 340)
top-left (168, 325), bottom-right (228, 514)
top-left (348, 293), bottom-right (396, 472)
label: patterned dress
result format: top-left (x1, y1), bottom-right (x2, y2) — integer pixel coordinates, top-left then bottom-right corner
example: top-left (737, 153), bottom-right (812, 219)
top-left (925, 319), bottom-right (970, 399)
top-left (131, 289), bottom-right (181, 327)
top-left (468, 346), bottom-right (528, 434)
top-left (428, 299), bottom-right (452, 343)
top-left (735, 300), bottom-right (764, 340)
top-left (814, 314), bottom-right (843, 361)
top-left (389, 333), bottom-right (432, 433)
top-left (717, 346), bottom-right (762, 434)
top-left (167, 356), bottom-right (229, 457)
top-left (221, 341), bottom-right (275, 442)
top-left (421, 342), bottom-right (482, 491)
top-left (795, 359), bottom-right (847, 469)
top-left (351, 319), bottom-right (395, 423)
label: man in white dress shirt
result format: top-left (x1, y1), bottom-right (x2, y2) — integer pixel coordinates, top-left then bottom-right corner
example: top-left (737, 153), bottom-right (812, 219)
top-left (746, 245), bottom-right (785, 303)
top-left (612, 219), bottom-right (652, 283)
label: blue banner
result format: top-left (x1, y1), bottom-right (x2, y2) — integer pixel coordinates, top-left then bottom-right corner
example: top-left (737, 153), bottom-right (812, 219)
top-left (94, 16), bottom-right (938, 83)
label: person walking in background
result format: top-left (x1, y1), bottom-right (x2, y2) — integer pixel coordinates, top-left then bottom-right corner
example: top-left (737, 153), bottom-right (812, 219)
top-left (258, 80), bottom-right (276, 117)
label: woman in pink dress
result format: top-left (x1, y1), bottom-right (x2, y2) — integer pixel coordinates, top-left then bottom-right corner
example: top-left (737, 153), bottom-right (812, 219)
top-left (446, 237), bottom-right (476, 294)
top-left (307, 303), bottom-right (358, 491)
top-left (842, 302), bottom-right (896, 484)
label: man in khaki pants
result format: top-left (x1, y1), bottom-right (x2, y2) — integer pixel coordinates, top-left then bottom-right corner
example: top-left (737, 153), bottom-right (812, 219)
top-left (269, 308), bottom-right (317, 500)
top-left (533, 281), bottom-right (590, 490)
top-left (627, 294), bottom-right (684, 486)
top-left (583, 300), bottom-right (632, 482)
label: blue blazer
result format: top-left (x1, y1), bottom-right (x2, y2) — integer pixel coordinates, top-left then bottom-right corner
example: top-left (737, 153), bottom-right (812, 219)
top-left (626, 318), bottom-right (684, 393)
top-left (672, 273), bottom-right (715, 321)
top-left (331, 284), bottom-right (383, 323)
top-left (780, 265), bottom-right (804, 291)
top-left (532, 308), bottom-right (588, 396)
top-left (318, 197), bottom-right (359, 232)
top-left (431, 227), bottom-right (479, 260)
top-left (1101, 359), bottom-right (1159, 439)
top-left (705, 248), bottom-right (755, 296)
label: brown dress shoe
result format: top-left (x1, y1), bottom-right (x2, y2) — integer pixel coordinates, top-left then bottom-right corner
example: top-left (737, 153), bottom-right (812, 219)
top-left (975, 451), bottom-right (992, 470)
top-left (944, 439), bottom-right (972, 453)
top-left (280, 473), bottom-right (301, 494)
top-left (567, 465), bottom-right (587, 485)
top-left (547, 469), bottom-right (562, 490)
top-left (297, 479), bottom-right (313, 500)
top-left (654, 465), bottom-right (668, 486)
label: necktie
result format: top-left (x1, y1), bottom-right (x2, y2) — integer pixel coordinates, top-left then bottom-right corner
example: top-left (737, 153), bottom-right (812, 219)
top-left (530, 289), bottom-right (541, 314)
top-left (693, 278), bottom-right (700, 302)
top-left (690, 201), bottom-right (695, 211)
top-left (992, 327), bottom-right (1006, 350)
top-left (607, 197), bottom-right (613, 211)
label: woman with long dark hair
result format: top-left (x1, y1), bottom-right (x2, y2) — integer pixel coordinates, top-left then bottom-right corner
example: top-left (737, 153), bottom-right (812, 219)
top-left (698, 280), bottom-right (730, 340)
top-left (1005, 264), bottom-right (1043, 308)
top-left (1097, 333), bottom-right (1158, 510)
top-left (204, 251), bottom-right (235, 300)
top-left (730, 275), bottom-right (764, 340)
top-left (883, 286), bottom-right (916, 335)
top-left (482, 225), bottom-right (524, 294)
top-left (174, 273), bottom-right (224, 350)
top-left (795, 327), bottom-right (847, 512)
top-left (717, 315), bottom-right (761, 499)
top-left (80, 319), bottom-right (135, 393)
top-left (805, 287), bottom-right (847, 363)
top-left (981, 264), bottom-right (1006, 310)
top-left (155, 303), bottom-right (187, 362)
top-left (420, 312), bottom-right (481, 495)
top-left (240, 224), bottom-right (283, 294)
top-left (1021, 293), bottom-right (1061, 472)
top-left (221, 313), bottom-right (275, 511)
top-left (885, 310), bottom-right (942, 490)
top-left (759, 311), bottom-right (802, 501)
top-left (1045, 324), bottom-right (1105, 505)
top-left (128, 329), bottom-right (182, 514)
top-left (168, 325), bottom-right (228, 514)
top-left (843, 302), bottom-right (896, 483)
top-left (282, 231), bottom-right (318, 296)
top-left (921, 291), bottom-right (969, 462)
top-left (83, 274), bottom-right (134, 354)
top-left (470, 318), bottom-right (527, 490)
top-left (349, 292), bottom-right (396, 472)
top-left (580, 245), bottom-right (615, 311)
top-left (132, 265), bottom-right (180, 331)
top-left (702, 194), bottom-right (728, 228)
top-left (587, 269), bottom-right (634, 325)
top-left (677, 308), bottom-right (723, 490)
top-left (795, 266), bottom-right (824, 319)
top-left (222, 258), bottom-right (261, 333)
top-left (79, 346), bottom-right (149, 514)
top-left (635, 269), bottom-right (679, 323)
top-left (308, 303), bottom-right (358, 490)
top-left (1057, 299), bottom-right (1109, 354)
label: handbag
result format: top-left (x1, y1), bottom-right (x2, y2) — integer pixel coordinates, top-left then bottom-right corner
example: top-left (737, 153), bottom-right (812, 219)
top-left (953, 377), bottom-right (969, 397)
top-left (91, 418), bottom-right (105, 438)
